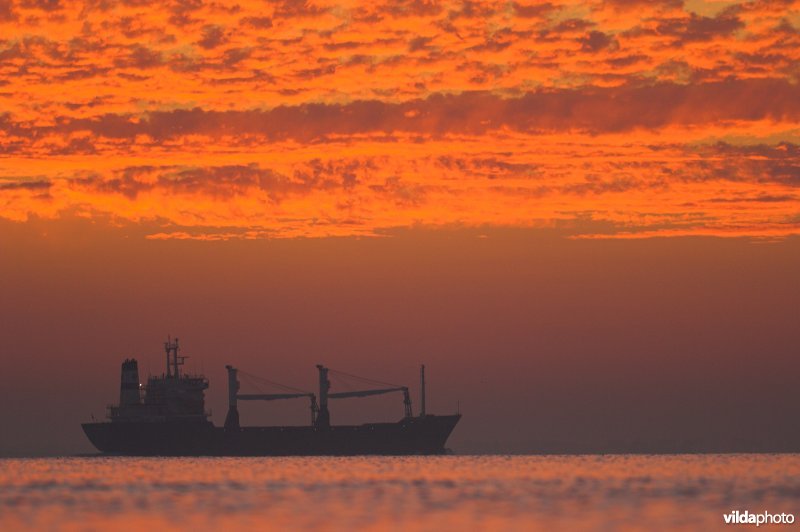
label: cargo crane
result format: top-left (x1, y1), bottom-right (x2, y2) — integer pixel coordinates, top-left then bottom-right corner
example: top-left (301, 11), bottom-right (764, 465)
top-left (314, 365), bottom-right (413, 429)
top-left (224, 366), bottom-right (318, 431)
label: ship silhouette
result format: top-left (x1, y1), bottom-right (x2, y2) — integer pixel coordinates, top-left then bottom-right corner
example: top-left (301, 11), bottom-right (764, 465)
top-left (82, 338), bottom-right (461, 455)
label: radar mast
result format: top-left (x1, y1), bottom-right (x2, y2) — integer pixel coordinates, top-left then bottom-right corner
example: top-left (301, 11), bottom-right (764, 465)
top-left (164, 337), bottom-right (188, 378)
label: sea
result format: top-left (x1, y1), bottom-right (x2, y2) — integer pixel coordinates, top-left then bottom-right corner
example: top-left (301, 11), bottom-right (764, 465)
top-left (1, 454), bottom-right (799, 531)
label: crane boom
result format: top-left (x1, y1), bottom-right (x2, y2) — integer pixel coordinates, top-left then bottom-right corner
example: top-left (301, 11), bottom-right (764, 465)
top-left (224, 366), bottom-right (318, 430)
top-left (237, 392), bottom-right (313, 401)
top-left (315, 366), bottom-right (414, 425)
top-left (328, 386), bottom-right (412, 418)
top-left (328, 387), bottom-right (407, 399)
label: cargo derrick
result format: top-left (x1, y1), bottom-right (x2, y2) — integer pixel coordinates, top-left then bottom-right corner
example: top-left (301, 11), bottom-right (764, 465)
top-left (224, 366), bottom-right (318, 431)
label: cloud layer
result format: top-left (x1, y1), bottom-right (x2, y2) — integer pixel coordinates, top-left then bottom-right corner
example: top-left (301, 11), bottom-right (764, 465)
top-left (1, 0), bottom-right (799, 238)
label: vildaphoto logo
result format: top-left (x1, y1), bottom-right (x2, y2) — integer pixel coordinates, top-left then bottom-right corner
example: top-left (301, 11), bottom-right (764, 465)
top-left (723, 511), bottom-right (795, 526)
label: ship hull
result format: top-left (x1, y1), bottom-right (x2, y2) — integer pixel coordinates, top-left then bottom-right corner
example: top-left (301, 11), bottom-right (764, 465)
top-left (82, 415), bottom-right (461, 456)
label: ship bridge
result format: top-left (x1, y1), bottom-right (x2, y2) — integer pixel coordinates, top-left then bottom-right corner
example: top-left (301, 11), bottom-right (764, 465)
top-left (110, 338), bottom-right (210, 423)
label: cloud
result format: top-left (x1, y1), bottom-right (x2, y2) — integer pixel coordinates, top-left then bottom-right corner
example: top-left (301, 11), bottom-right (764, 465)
top-left (580, 31), bottom-right (616, 52)
top-left (0, 180), bottom-right (52, 190)
top-left (0, 0), bottom-right (17, 21)
top-left (661, 12), bottom-right (743, 44)
top-left (115, 45), bottom-right (163, 69)
top-left (197, 24), bottom-right (227, 49)
top-left (69, 161), bottom-right (371, 201)
top-left (385, 0), bottom-right (442, 17)
top-left (19, 0), bottom-right (62, 11)
top-left (1, 79), bottom-right (790, 146)
top-left (0, 0), bottom-right (798, 240)
top-left (240, 16), bottom-right (273, 29)
top-left (513, 2), bottom-right (559, 19)
top-left (271, 0), bottom-right (327, 18)
top-left (2, 135), bottom-right (797, 239)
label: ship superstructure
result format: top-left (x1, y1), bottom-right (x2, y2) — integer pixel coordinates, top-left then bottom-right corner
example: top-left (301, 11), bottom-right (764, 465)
top-left (82, 339), bottom-right (461, 455)
top-left (110, 339), bottom-right (209, 423)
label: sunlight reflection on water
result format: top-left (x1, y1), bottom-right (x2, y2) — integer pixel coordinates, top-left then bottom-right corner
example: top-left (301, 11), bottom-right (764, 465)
top-left (1, 455), bottom-right (799, 531)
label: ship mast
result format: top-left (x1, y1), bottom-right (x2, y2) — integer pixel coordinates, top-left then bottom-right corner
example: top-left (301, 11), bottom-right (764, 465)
top-left (316, 365), bottom-right (331, 429)
top-left (420, 364), bottom-right (426, 417)
top-left (164, 337), bottom-right (187, 378)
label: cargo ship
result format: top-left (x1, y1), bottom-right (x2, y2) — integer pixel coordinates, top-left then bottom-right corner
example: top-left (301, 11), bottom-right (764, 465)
top-left (82, 338), bottom-right (461, 455)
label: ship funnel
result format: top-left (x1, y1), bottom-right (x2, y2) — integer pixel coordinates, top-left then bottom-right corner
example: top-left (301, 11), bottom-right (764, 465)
top-left (119, 359), bottom-right (141, 406)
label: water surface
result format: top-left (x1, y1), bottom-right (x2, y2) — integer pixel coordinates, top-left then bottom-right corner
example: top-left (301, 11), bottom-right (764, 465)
top-left (2, 455), bottom-right (799, 530)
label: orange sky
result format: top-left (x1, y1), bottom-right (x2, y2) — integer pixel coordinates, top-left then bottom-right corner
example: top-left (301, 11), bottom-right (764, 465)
top-left (2, 0), bottom-right (800, 457)
top-left (1, 0), bottom-right (799, 239)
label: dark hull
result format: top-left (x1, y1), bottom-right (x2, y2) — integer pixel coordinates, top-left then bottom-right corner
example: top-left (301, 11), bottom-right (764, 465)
top-left (82, 415), bottom-right (461, 456)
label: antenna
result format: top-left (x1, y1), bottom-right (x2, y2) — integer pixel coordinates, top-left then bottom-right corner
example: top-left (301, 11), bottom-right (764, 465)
top-left (164, 336), bottom-right (188, 378)
top-left (165, 335), bottom-right (171, 377)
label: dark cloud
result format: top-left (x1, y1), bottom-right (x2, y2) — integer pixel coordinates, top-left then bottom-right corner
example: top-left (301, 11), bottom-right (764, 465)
top-left (19, 0), bottom-right (62, 11)
top-left (165, 52), bottom-right (201, 73)
top-left (0, 180), bottom-right (52, 190)
top-left (708, 194), bottom-right (797, 203)
top-left (446, 0), bottom-right (494, 20)
top-left (606, 54), bottom-right (649, 67)
top-left (39, 78), bottom-right (799, 140)
top-left (551, 18), bottom-right (594, 34)
top-left (115, 45), bottom-right (163, 69)
top-left (469, 34), bottom-right (515, 53)
top-left (0, 41), bottom-right (22, 63)
top-left (512, 2), bottom-right (558, 19)
top-left (2, 80), bottom-right (798, 153)
top-left (298, 158), bottom-right (372, 189)
top-left (111, 15), bottom-right (163, 39)
top-left (240, 16), bottom-right (273, 29)
top-left (563, 175), bottom-right (643, 195)
top-left (408, 36), bottom-right (433, 52)
top-left (489, 184), bottom-right (551, 198)
top-left (652, 12), bottom-right (744, 45)
top-left (271, 0), bottom-right (326, 19)
top-left (604, 0), bottom-right (683, 9)
top-left (461, 60), bottom-right (506, 84)
top-left (735, 51), bottom-right (791, 66)
top-left (45, 136), bottom-right (98, 155)
top-left (368, 176), bottom-right (428, 207)
top-left (63, 96), bottom-right (113, 110)
top-left (168, 0), bottom-right (202, 27)
top-left (323, 41), bottom-right (363, 51)
top-left (221, 48), bottom-right (251, 68)
top-left (72, 165), bottom-right (287, 200)
top-left (580, 31), bottom-right (616, 52)
top-left (437, 156), bottom-right (538, 179)
top-left (0, 0), bottom-right (16, 21)
top-left (385, 0), bottom-right (442, 17)
top-left (629, 142), bottom-right (800, 190)
top-left (117, 71), bottom-right (150, 81)
top-left (198, 25), bottom-right (227, 50)
top-left (70, 161), bottom-right (374, 201)
top-left (294, 63), bottom-right (336, 80)
top-left (696, 143), bottom-right (800, 187)
top-left (705, 142), bottom-right (800, 159)
top-left (56, 65), bottom-right (112, 81)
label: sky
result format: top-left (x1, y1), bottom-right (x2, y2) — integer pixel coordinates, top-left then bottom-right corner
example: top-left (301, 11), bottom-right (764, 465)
top-left (0, 0), bottom-right (799, 455)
